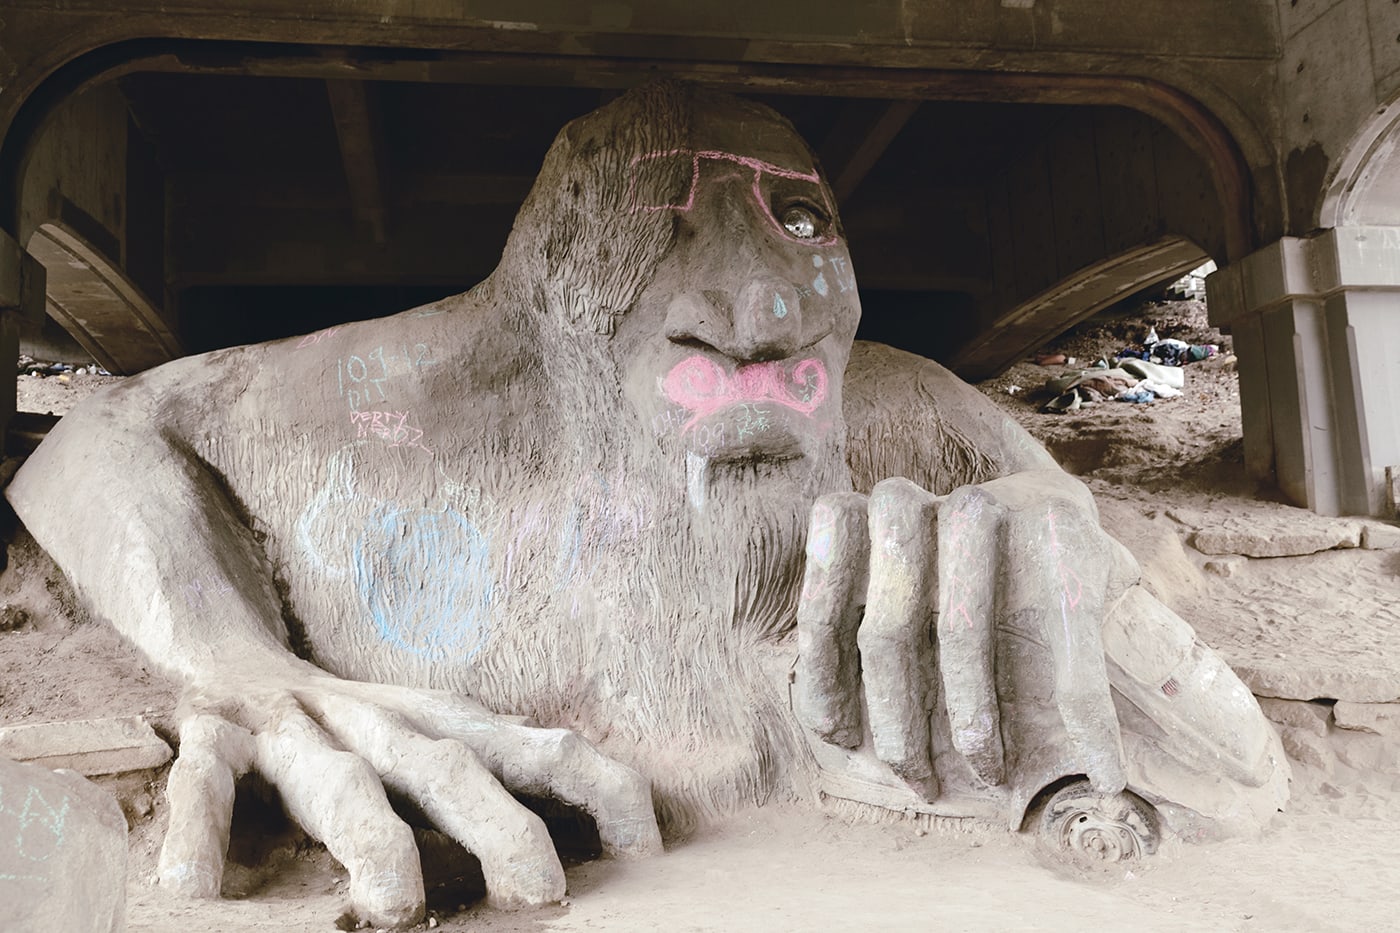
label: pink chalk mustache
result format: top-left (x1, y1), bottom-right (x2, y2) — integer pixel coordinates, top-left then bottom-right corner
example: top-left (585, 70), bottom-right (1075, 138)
top-left (662, 355), bottom-right (828, 431)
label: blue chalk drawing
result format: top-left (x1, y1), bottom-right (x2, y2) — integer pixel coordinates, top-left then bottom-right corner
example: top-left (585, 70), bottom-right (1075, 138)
top-left (554, 503), bottom-right (585, 589)
top-left (810, 253), bottom-right (829, 296)
top-left (353, 506), bottom-right (492, 661)
top-left (0, 783), bottom-right (70, 881)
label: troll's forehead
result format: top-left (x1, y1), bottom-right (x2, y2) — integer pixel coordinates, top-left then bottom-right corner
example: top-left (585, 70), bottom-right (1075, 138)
top-left (684, 95), bottom-right (820, 174)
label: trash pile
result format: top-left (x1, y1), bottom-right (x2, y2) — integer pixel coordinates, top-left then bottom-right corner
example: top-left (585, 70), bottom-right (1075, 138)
top-left (1039, 326), bottom-right (1221, 413)
top-left (17, 355), bottom-right (108, 379)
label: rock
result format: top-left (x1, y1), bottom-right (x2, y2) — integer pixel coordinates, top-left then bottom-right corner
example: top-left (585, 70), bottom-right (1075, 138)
top-left (0, 603), bottom-right (28, 630)
top-left (1278, 725), bottom-right (1333, 771)
top-left (1333, 700), bottom-right (1400, 735)
top-left (1204, 557), bottom-right (1244, 577)
top-left (1332, 731), bottom-right (1400, 774)
top-left (0, 756), bottom-right (127, 932)
top-left (1165, 507), bottom-right (1209, 529)
top-left (1257, 697), bottom-right (1329, 737)
top-left (0, 715), bottom-right (172, 776)
top-left (1361, 523), bottom-right (1400, 550)
top-left (1192, 518), bottom-right (1362, 558)
top-left (1240, 655), bottom-right (1400, 704)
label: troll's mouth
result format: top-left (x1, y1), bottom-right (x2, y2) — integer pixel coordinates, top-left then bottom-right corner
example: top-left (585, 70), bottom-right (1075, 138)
top-left (661, 355), bottom-right (828, 430)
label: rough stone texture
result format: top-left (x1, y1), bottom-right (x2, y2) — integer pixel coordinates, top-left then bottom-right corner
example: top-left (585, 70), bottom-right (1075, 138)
top-left (1204, 557), bottom-right (1244, 577)
top-left (1332, 701), bottom-right (1400, 736)
top-left (1331, 730), bottom-right (1400, 774)
top-left (1278, 725), bottom-right (1334, 772)
top-left (1360, 522), bottom-right (1400, 550)
top-left (0, 755), bottom-right (127, 932)
top-left (1191, 519), bottom-right (1361, 558)
top-left (1257, 697), bottom-right (1330, 738)
top-left (859, 478), bottom-right (940, 800)
top-left (794, 492), bottom-right (869, 748)
top-left (0, 715), bottom-right (171, 775)
top-left (1234, 662), bottom-right (1400, 706)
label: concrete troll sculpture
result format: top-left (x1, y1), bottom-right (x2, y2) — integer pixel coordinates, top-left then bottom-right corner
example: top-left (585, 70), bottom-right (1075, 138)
top-left (8, 82), bottom-right (1288, 928)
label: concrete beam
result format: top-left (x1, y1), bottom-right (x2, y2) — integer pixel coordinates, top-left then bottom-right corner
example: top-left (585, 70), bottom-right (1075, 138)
top-left (324, 79), bottom-right (387, 244)
top-left (27, 223), bottom-right (182, 375)
top-left (950, 236), bottom-right (1205, 380)
top-left (819, 100), bottom-right (920, 205)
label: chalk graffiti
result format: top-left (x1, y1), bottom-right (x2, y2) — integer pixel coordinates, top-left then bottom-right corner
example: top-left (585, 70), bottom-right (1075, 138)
top-left (295, 326), bottom-right (342, 350)
top-left (828, 254), bottom-right (855, 292)
top-left (941, 497), bottom-right (986, 631)
top-left (353, 505), bottom-right (492, 662)
top-left (810, 254), bottom-right (855, 296)
top-left (183, 576), bottom-right (235, 609)
top-left (807, 501), bottom-right (835, 565)
top-left (691, 421), bottom-right (726, 457)
top-left (348, 410), bottom-right (433, 453)
top-left (0, 782), bottom-right (69, 881)
top-left (335, 343), bottom-right (437, 412)
top-left (296, 448), bottom-right (364, 580)
top-left (661, 355), bottom-right (828, 430)
top-left (627, 148), bottom-right (838, 246)
top-left (773, 294), bottom-right (789, 319)
top-left (732, 403), bottom-right (773, 442)
top-left (650, 406), bottom-right (688, 438)
top-left (1045, 509), bottom-right (1084, 614)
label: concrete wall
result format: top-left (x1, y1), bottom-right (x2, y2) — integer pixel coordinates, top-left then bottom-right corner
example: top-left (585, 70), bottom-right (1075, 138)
top-left (1279, 0), bottom-right (1400, 229)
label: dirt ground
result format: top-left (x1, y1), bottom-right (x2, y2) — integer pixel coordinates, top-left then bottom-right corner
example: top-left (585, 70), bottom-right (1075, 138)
top-left (3, 300), bottom-right (1398, 932)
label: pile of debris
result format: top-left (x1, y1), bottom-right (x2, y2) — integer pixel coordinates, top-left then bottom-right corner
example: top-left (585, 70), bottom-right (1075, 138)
top-left (18, 355), bottom-right (108, 378)
top-left (1038, 325), bottom-right (1227, 413)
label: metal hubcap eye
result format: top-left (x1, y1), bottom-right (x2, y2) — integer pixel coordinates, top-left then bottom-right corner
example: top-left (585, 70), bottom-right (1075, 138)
top-left (781, 206), bottom-right (818, 239)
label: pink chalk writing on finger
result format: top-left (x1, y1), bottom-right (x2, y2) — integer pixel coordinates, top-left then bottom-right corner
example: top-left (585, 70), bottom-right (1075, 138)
top-left (661, 355), bottom-right (828, 431)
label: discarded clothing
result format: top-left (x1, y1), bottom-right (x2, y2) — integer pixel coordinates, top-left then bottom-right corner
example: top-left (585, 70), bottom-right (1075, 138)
top-left (1117, 358), bottom-right (1185, 388)
top-left (1118, 338), bottom-right (1219, 366)
top-left (1138, 379), bottom-right (1182, 399)
top-left (1116, 387), bottom-right (1154, 403)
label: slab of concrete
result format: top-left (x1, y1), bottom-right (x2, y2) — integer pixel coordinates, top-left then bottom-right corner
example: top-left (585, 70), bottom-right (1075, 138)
top-left (1361, 522), bottom-right (1400, 550)
top-left (1169, 502), bottom-right (1366, 558)
top-left (0, 715), bottom-right (171, 776)
top-left (1333, 701), bottom-right (1400, 736)
top-left (1191, 519), bottom-right (1362, 558)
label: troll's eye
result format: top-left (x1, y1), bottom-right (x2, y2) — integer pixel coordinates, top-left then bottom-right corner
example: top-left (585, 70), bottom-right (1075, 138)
top-left (780, 205), bottom-right (821, 240)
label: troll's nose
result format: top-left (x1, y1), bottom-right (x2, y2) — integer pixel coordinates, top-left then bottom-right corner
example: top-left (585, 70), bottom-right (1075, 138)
top-left (665, 279), bottom-right (803, 362)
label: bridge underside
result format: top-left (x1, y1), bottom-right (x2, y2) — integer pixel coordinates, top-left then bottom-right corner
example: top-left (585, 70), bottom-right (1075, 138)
top-left (6, 44), bottom-right (1234, 380)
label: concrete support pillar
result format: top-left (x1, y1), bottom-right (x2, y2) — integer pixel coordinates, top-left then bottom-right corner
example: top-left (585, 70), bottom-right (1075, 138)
top-left (1208, 227), bottom-right (1400, 517)
top-left (0, 231), bottom-right (45, 445)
